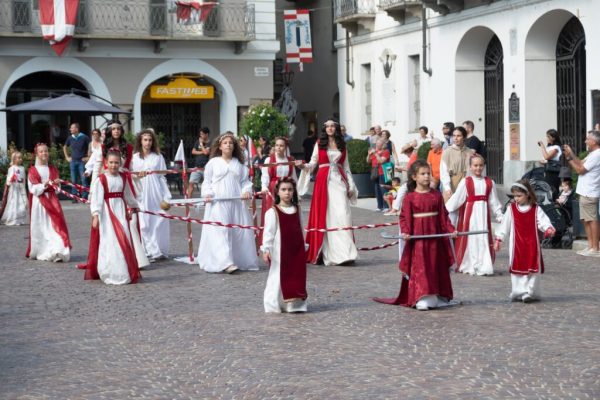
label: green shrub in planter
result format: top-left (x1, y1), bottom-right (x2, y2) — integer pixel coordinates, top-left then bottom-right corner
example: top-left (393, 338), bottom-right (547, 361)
top-left (416, 142), bottom-right (431, 160)
top-left (346, 139), bottom-right (370, 174)
top-left (240, 104), bottom-right (288, 143)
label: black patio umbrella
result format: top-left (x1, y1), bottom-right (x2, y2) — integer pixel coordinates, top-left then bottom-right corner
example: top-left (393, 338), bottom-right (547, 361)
top-left (0, 93), bottom-right (130, 115)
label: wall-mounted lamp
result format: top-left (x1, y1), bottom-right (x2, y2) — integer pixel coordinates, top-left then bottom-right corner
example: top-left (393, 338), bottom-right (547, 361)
top-left (379, 50), bottom-right (397, 79)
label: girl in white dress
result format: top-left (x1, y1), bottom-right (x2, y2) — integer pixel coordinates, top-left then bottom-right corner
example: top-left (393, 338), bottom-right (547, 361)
top-left (297, 119), bottom-right (358, 265)
top-left (446, 154), bottom-right (503, 275)
top-left (197, 133), bottom-right (258, 273)
top-left (26, 144), bottom-right (71, 262)
top-left (1, 151), bottom-right (28, 226)
top-left (494, 181), bottom-right (555, 302)
top-left (131, 129), bottom-right (172, 261)
top-left (262, 177), bottom-right (308, 313)
top-left (90, 149), bottom-right (141, 285)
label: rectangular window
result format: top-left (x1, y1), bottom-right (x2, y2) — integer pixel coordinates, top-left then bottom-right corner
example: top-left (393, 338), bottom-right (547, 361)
top-left (408, 55), bottom-right (420, 132)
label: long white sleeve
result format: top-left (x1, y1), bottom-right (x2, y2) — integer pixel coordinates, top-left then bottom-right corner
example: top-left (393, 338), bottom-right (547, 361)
top-left (496, 206), bottom-right (513, 242)
top-left (124, 176), bottom-right (139, 210)
top-left (240, 160), bottom-right (254, 194)
top-left (445, 178), bottom-right (467, 213)
top-left (261, 165), bottom-right (270, 190)
top-left (440, 159), bottom-right (451, 192)
top-left (298, 144), bottom-right (319, 196)
top-left (342, 148), bottom-right (358, 203)
top-left (489, 181), bottom-right (504, 222)
top-left (537, 206), bottom-right (554, 232)
top-left (90, 177), bottom-right (105, 216)
top-left (200, 160), bottom-right (215, 198)
top-left (260, 208), bottom-right (277, 253)
top-left (28, 169), bottom-right (46, 197)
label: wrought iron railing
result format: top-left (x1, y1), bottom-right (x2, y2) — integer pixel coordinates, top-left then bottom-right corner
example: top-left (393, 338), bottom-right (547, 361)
top-left (379, 0), bottom-right (422, 9)
top-left (0, 0), bottom-right (255, 41)
top-left (333, 0), bottom-right (377, 21)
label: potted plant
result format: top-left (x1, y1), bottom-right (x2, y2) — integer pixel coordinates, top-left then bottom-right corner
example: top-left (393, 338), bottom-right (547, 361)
top-left (346, 139), bottom-right (374, 197)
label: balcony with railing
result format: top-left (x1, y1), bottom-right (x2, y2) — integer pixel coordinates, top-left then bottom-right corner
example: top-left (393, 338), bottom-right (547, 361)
top-left (333, 0), bottom-right (376, 32)
top-left (0, 0), bottom-right (255, 42)
top-left (380, 0), bottom-right (466, 23)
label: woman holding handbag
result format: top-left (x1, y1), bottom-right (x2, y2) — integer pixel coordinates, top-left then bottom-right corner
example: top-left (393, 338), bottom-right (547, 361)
top-left (538, 129), bottom-right (562, 199)
top-left (367, 138), bottom-right (391, 212)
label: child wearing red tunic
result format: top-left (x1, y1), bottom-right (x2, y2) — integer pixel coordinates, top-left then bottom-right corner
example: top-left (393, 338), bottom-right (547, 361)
top-left (259, 137), bottom-right (296, 245)
top-left (26, 144), bottom-right (71, 262)
top-left (261, 177), bottom-right (307, 313)
top-left (495, 180), bottom-right (555, 303)
top-left (375, 160), bottom-right (457, 310)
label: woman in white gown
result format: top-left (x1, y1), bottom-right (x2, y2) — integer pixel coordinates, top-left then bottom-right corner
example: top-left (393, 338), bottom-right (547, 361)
top-left (26, 144), bottom-right (71, 262)
top-left (1, 151), bottom-right (27, 226)
top-left (197, 133), bottom-right (258, 273)
top-left (445, 155), bottom-right (503, 275)
top-left (91, 149), bottom-right (141, 285)
top-left (297, 119), bottom-right (358, 265)
top-left (131, 129), bottom-right (172, 260)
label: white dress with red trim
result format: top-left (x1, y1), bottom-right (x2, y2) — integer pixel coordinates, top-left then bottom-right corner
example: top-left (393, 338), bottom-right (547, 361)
top-left (131, 152), bottom-right (172, 259)
top-left (496, 203), bottom-right (553, 300)
top-left (1, 165), bottom-right (27, 226)
top-left (27, 165), bottom-right (70, 262)
top-left (91, 173), bottom-right (141, 285)
top-left (298, 145), bottom-right (358, 265)
top-left (197, 157), bottom-right (258, 272)
top-left (445, 176), bottom-right (503, 275)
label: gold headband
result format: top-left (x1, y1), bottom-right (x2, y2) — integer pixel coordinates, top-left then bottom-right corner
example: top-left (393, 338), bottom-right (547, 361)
top-left (218, 133), bottom-right (236, 143)
top-left (511, 182), bottom-right (529, 192)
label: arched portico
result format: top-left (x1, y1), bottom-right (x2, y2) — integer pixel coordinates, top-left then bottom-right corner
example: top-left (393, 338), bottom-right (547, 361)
top-left (133, 59), bottom-right (238, 136)
top-left (0, 57), bottom-right (111, 150)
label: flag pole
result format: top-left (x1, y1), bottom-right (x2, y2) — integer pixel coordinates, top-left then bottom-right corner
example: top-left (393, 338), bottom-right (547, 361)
top-left (181, 140), bottom-right (195, 263)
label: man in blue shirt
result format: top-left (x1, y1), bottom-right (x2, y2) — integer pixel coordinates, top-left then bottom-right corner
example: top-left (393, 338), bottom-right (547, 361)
top-left (63, 123), bottom-right (91, 201)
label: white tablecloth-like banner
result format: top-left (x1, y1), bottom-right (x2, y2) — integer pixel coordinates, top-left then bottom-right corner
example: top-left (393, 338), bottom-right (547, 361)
top-left (284, 9), bottom-right (313, 68)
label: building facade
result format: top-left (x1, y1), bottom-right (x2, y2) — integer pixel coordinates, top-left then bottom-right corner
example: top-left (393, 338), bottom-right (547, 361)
top-left (273, 0), bottom-right (339, 154)
top-left (0, 0), bottom-right (279, 157)
top-left (334, 0), bottom-right (600, 184)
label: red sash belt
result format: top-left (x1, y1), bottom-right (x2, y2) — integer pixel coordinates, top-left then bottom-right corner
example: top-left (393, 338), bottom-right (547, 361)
top-left (104, 192), bottom-right (123, 199)
top-left (467, 195), bottom-right (488, 202)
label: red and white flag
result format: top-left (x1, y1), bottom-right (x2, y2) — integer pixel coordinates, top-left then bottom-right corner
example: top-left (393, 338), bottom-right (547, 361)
top-left (284, 9), bottom-right (313, 65)
top-left (39, 0), bottom-right (79, 56)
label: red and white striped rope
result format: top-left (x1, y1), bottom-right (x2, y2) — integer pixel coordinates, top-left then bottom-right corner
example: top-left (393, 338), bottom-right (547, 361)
top-left (139, 209), bottom-right (263, 231)
top-left (304, 221), bottom-right (398, 233)
top-left (357, 241), bottom-right (399, 251)
top-left (52, 185), bottom-right (89, 204)
top-left (58, 179), bottom-right (90, 192)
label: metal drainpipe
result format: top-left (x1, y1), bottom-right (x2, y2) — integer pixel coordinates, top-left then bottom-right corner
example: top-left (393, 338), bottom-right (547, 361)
top-left (422, 5), bottom-right (432, 76)
top-left (346, 30), bottom-right (355, 88)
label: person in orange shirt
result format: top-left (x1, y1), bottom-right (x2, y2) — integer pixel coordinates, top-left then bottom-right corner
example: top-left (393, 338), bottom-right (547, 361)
top-left (427, 138), bottom-right (443, 190)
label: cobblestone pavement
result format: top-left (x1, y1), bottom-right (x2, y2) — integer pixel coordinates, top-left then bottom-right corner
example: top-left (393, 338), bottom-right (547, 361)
top-left (1, 200), bottom-right (599, 399)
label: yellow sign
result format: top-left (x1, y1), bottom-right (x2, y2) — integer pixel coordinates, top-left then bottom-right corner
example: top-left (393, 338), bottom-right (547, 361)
top-left (150, 77), bottom-right (214, 100)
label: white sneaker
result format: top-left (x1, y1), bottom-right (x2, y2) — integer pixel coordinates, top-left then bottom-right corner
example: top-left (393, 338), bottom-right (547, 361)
top-left (224, 265), bottom-right (239, 274)
top-left (522, 294), bottom-right (534, 303)
top-left (576, 248), bottom-right (591, 255)
top-left (583, 250), bottom-right (600, 257)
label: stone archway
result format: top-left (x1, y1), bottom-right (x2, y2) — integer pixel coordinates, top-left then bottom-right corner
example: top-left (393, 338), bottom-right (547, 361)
top-left (0, 57), bottom-right (111, 150)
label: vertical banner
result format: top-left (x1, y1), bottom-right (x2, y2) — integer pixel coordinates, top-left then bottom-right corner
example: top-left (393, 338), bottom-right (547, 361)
top-left (39, 0), bottom-right (80, 56)
top-left (284, 9), bottom-right (313, 67)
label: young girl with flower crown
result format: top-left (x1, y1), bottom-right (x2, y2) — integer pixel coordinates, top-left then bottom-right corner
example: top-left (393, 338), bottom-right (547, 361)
top-left (1, 151), bottom-right (28, 226)
top-left (26, 144), bottom-right (71, 262)
top-left (494, 180), bottom-right (555, 303)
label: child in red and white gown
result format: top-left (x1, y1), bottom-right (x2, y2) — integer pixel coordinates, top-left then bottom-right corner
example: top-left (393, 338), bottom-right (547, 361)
top-left (261, 177), bottom-right (307, 313)
top-left (1, 151), bottom-right (28, 226)
top-left (89, 149), bottom-right (141, 285)
top-left (445, 154), bottom-right (503, 275)
top-left (26, 144), bottom-right (71, 262)
top-left (375, 160), bottom-right (457, 310)
top-left (495, 180), bottom-right (555, 303)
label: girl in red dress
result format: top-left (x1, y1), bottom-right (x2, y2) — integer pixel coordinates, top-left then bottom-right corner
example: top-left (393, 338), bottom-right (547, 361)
top-left (261, 177), bottom-right (307, 313)
top-left (494, 180), bottom-right (555, 303)
top-left (375, 160), bottom-right (457, 310)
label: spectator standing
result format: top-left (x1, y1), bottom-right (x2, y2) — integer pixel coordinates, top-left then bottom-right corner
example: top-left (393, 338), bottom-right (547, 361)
top-left (341, 125), bottom-right (353, 142)
top-left (63, 122), bottom-right (90, 201)
top-left (416, 126), bottom-right (431, 149)
top-left (427, 138), bottom-right (443, 189)
top-left (187, 127), bottom-right (211, 197)
top-left (463, 120), bottom-right (485, 157)
top-left (442, 122), bottom-right (455, 149)
top-left (302, 130), bottom-right (317, 163)
top-left (368, 138), bottom-right (391, 212)
top-left (440, 126), bottom-right (475, 202)
top-left (563, 131), bottom-right (600, 257)
top-left (538, 129), bottom-right (562, 198)
top-left (381, 130), bottom-right (399, 166)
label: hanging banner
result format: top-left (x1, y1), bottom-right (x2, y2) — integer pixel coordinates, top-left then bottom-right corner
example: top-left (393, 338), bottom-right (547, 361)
top-left (39, 0), bottom-right (80, 56)
top-left (284, 9), bottom-right (313, 64)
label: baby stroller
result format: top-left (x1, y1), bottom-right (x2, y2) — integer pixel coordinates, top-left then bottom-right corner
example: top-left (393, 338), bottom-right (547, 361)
top-left (504, 167), bottom-right (574, 249)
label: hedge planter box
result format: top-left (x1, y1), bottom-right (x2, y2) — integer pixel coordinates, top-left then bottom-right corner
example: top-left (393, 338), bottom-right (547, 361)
top-left (353, 173), bottom-right (375, 198)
